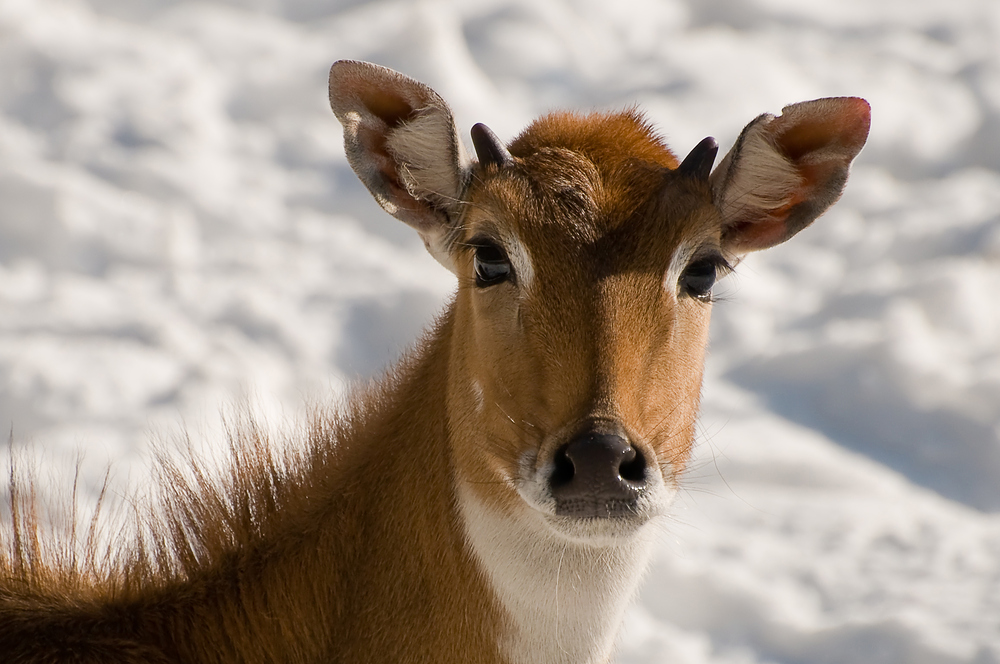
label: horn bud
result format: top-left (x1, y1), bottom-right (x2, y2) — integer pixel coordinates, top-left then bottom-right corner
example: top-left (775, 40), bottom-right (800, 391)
top-left (471, 123), bottom-right (514, 169)
top-left (677, 136), bottom-right (719, 181)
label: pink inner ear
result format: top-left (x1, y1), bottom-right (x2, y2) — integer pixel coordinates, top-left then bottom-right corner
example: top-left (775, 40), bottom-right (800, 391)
top-left (723, 217), bottom-right (790, 252)
top-left (775, 97), bottom-right (871, 162)
top-left (357, 126), bottom-right (403, 187)
top-left (360, 89), bottom-right (418, 129)
top-left (778, 120), bottom-right (841, 161)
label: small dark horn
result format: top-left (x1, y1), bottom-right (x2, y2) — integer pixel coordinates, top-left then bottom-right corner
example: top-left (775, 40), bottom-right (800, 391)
top-left (677, 136), bottom-right (719, 181)
top-left (471, 123), bottom-right (514, 169)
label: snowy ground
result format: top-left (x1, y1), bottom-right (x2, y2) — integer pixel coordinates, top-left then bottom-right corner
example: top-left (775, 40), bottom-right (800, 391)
top-left (1, 0), bottom-right (998, 662)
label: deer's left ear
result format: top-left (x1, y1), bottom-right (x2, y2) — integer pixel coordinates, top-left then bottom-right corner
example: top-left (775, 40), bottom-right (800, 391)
top-left (329, 60), bottom-right (471, 271)
top-left (711, 97), bottom-right (870, 255)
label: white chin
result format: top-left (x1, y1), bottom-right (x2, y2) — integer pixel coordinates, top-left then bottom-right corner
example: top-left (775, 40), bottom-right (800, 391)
top-left (540, 511), bottom-right (652, 545)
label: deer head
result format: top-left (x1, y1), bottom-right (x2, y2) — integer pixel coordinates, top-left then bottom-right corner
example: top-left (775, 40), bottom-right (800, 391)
top-left (329, 58), bottom-right (869, 661)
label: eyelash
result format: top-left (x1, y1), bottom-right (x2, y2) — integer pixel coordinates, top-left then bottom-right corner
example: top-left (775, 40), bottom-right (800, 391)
top-left (471, 237), bottom-right (514, 287)
top-left (679, 254), bottom-right (731, 302)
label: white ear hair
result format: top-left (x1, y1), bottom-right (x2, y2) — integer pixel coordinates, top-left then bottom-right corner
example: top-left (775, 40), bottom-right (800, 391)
top-left (387, 110), bottom-right (470, 217)
top-left (712, 115), bottom-right (801, 221)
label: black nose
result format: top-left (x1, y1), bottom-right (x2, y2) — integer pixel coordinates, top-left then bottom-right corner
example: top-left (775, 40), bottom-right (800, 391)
top-left (549, 429), bottom-right (647, 518)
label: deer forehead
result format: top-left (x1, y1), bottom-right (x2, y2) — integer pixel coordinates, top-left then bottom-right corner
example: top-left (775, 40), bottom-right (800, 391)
top-left (462, 149), bottom-right (722, 290)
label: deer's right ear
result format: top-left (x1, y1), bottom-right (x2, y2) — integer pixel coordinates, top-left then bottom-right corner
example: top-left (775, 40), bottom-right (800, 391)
top-left (329, 60), bottom-right (471, 272)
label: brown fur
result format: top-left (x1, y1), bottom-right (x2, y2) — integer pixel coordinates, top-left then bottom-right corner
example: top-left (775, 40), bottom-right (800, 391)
top-left (2, 325), bottom-right (501, 663)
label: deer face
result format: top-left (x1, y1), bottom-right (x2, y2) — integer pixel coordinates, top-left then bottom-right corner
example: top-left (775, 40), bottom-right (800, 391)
top-left (448, 114), bottom-right (726, 541)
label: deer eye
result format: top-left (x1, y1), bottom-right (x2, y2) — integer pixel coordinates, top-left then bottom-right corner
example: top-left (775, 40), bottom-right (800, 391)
top-left (473, 239), bottom-right (513, 287)
top-left (680, 255), bottom-right (725, 301)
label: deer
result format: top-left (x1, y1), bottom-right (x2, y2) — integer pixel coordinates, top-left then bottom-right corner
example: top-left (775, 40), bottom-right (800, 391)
top-left (0, 59), bottom-right (870, 664)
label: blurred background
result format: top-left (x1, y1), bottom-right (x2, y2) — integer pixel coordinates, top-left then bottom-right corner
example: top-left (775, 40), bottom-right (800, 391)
top-left (1, 0), bottom-right (998, 662)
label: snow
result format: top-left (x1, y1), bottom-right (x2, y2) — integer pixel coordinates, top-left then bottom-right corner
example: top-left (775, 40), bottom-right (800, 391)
top-left (1, 0), bottom-right (998, 661)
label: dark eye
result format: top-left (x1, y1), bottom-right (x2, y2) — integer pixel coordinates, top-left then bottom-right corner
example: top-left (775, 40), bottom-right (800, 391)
top-left (473, 240), bottom-right (513, 287)
top-left (680, 257), bottom-right (720, 301)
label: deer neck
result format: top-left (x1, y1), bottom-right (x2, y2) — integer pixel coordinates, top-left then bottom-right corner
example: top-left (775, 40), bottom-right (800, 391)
top-left (326, 309), bottom-right (506, 662)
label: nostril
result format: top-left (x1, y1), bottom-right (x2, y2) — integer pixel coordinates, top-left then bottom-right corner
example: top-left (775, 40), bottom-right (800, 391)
top-left (619, 446), bottom-right (646, 484)
top-left (550, 444), bottom-right (575, 488)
